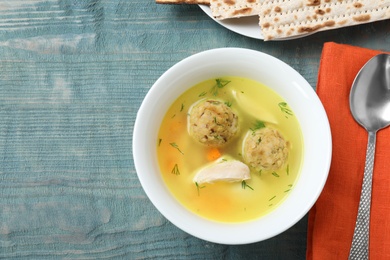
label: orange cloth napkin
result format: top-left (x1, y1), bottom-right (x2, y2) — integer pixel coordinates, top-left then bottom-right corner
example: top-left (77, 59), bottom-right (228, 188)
top-left (306, 42), bottom-right (390, 260)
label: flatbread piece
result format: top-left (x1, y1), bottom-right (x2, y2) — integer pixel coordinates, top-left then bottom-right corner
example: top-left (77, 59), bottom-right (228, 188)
top-left (210, 0), bottom-right (262, 19)
top-left (259, 0), bottom-right (390, 40)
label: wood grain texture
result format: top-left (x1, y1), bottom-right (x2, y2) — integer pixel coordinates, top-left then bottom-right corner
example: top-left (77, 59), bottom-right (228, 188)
top-left (0, 0), bottom-right (389, 259)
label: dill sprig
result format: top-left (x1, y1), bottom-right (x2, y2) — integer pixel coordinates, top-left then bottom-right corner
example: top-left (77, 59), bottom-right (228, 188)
top-left (171, 164), bottom-right (180, 175)
top-left (241, 180), bottom-right (254, 190)
top-left (210, 78), bottom-right (231, 96)
top-left (195, 182), bottom-right (205, 196)
top-left (169, 142), bottom-right (184, 155)
top-left (250, 120), bottom-right (265, 133)
top-left (198, 91), bottom-right (207, 97)
top-left (278, 102), bottom-right (293, 117)
top-left (224, 101), bottom-right (232, 107)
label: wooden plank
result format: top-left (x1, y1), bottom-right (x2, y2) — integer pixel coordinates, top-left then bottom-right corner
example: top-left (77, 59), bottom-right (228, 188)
top-left (0, 0), bottom-right (389, 258)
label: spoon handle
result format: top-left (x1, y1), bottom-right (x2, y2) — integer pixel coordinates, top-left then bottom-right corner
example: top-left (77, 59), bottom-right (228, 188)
top-left (349, 131), bottom-right (376, 260)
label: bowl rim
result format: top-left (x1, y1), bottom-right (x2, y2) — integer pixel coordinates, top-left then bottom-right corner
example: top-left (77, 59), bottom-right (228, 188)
top-left (133, 47), bottom-right (332, 245)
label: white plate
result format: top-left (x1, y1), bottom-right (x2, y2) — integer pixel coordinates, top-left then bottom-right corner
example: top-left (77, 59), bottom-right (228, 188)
top-left (199, 4), bottom-right (263, 40)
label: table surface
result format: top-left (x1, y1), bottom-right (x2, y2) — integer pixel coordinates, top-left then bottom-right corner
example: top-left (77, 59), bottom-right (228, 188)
top-left (0, 1), bottom-right (389, 259)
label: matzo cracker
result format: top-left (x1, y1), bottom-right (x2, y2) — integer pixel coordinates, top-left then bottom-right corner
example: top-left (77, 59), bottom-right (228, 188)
top-left (210, 0), bottom-right (262, 19)
top-left (259, 0), bottom-right (390, 40)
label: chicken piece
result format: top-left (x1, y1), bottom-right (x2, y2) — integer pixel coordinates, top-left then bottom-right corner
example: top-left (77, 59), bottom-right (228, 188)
top-left (193, 159), bottom-right (250, 184)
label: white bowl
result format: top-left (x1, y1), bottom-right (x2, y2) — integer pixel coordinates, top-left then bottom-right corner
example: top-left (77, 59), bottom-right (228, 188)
top-left (133, 48), bottom-right (332, 245)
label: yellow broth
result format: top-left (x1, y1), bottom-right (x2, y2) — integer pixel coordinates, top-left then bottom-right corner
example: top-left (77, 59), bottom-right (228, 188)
top-left (157, 77), bottom-right (304, 223)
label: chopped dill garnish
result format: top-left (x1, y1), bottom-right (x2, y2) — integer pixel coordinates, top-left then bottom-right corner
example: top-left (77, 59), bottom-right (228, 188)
top-left (278, 102), bottom-right (293, 117)
top-left (169, 142), bottom-right (184, 155)
top-left (285, 184), bottom-right (293, 192)
top-left (269, 195), bottom-right (276, 201)
top-left (213, 116), bottom-right (223, 126)
top-left (213, 135), bottom-right (222, 140)
top-left (250, 120), bottom-right (266, 132)
top-left (180, 103), bottom-right (184, 112)
top-left (195, 182), bottom-right (205, 196)
top-left (272, 172), bottom-right (279, 177)
top-left (286, 164), bottom-right (289, 175)
top-left (199, 91), bottom-right (207, 97)
top-left (171, 164), bottom-right (180, 175)
top-left (258, 169), bottom-right (262, 176)
top-left (224, 101), bottom-right (232, 107)
top-left (241, 180), bottom-right (254, 190)
top-left (210, 78), bottom-right (231, 96)
top-left (269, 204), bottom-right (273, 207)
top-left (171, 114), bottom-right (176, 118)
top-left (158, 138), bottom-right (162, 146)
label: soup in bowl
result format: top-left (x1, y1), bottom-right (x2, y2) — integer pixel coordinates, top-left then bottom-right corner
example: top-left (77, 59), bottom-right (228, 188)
top-left (133, 48), bottom-right (331, 245)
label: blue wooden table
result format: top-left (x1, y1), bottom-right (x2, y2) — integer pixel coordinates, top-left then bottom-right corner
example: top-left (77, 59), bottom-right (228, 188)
top-left (0, 1), bottom-right (389, 259)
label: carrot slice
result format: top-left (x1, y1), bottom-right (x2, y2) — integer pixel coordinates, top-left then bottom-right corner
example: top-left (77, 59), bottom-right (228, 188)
top-left (207, 148), bottom-right (221, 161)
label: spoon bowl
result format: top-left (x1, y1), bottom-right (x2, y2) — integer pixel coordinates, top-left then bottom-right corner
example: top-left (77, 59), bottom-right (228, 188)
top-left (349, 53), bottom-right (390, 259)
top-left (350, 54), bottom-right (390, 132)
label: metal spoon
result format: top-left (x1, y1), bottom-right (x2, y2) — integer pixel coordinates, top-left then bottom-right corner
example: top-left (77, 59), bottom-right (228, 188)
top-left (349, 54), bottom-right (390, 259)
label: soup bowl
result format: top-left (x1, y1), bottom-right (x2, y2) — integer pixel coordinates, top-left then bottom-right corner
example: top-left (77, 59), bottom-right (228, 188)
top-left (133, 48), bottom-right (332, 245)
